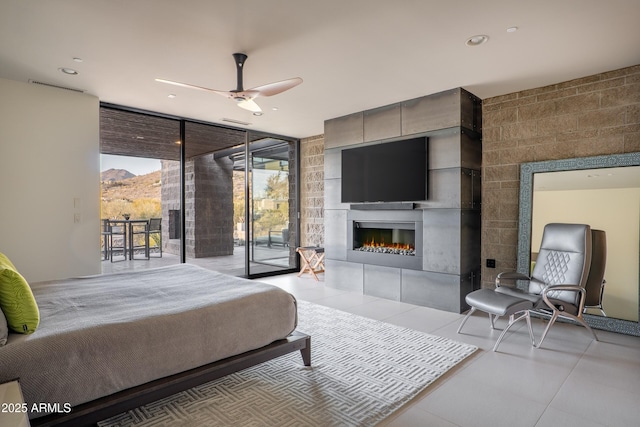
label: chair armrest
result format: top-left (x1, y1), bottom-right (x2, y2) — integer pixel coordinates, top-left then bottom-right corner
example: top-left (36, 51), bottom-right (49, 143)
top-left (495, 272), bottom-right (530, 288)
top-left (541, 284), bottom-right (587, 313)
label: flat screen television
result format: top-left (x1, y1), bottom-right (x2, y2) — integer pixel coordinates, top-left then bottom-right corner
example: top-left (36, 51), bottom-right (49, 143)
top-left (341, 137), bottom-right (428, 203)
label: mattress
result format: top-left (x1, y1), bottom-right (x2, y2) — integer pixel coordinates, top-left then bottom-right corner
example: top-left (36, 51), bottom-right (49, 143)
top-left (0, 264), bottom-right (298, 419)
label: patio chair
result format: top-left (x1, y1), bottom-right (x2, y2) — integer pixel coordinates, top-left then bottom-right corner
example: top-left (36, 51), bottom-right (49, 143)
top-left (130, 220), bottom-right (150, 260)
top-left (147, 218), bottom-right (162, 257)
top-left (108, 220), bottom-right (127, 262)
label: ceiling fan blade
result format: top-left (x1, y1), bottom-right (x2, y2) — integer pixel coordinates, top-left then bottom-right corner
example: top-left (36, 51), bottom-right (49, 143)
top-left (155, 78), bottom-right (232, 98)
top-left (237, 99), bottom-right (262, 113)
top-left (249, 77), bottom-right (303, 97)
top-left (156, 53), bottom-right (301, 113)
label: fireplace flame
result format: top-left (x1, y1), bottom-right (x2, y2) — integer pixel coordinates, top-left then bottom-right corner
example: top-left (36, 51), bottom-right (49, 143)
top-left (362, 237), bottom-right (414, 251)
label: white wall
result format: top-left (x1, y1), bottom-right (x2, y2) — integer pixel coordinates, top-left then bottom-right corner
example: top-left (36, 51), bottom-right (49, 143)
top-left (532, 187), bottom-right (640, 321)
top-left (0, 78), bottom-right (100, 282)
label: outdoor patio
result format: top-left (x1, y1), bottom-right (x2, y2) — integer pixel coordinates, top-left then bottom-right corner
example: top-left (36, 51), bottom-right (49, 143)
top-left (101, 244), bottom-right (292, 277)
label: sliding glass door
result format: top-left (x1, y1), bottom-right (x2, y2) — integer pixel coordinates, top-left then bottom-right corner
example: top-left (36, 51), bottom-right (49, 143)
top-left (247, 138), bottom-right (297, 276)
top-left (99, 104), bottom-right (299, 278)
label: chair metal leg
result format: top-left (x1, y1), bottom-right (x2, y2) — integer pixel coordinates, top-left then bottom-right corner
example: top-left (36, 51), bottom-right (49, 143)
top-left (535, 311), bottom-right (559, 348)
top-left (576, 317), bottom-right (599, 342)
top-left (493, 311), bottom-right (532, 352)
top-left (457, 307), bottom-right (476, 334)
top-left (536, 311), bottom-right (598, 349)
top-left (524, 311), bottom-right (536, 347)
top-left (490, 314), bottom-right (500, 330)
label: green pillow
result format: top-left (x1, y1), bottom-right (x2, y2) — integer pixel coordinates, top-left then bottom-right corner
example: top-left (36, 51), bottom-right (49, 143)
top-left (0, 305), bottom-right (8, 346)
top-left (0, 253), bottom-right (40, 334)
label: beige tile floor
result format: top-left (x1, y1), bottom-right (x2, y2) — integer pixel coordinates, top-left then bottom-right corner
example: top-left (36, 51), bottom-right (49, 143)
top-left (259, 272), bottom-right (640, 427)
top-left (102, 258), bottom-right (640, 426)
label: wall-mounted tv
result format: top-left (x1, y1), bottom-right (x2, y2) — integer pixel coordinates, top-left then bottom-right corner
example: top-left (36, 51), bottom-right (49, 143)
top-left (341, 136), bottom-right (428, 203)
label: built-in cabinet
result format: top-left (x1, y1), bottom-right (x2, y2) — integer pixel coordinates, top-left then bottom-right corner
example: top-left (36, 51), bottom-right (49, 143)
top-left (323, 88), bottom-right (482, 313)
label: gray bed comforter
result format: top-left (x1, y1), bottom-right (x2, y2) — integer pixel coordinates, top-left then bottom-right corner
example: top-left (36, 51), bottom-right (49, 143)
top-left (0, 264), bottom-right (297, 418)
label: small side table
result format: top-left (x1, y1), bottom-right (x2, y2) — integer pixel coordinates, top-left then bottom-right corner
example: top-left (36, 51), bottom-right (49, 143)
top-left (0, 379), bottom-right (31, 427)
top-left (296, 246), bottom-right (325, 281)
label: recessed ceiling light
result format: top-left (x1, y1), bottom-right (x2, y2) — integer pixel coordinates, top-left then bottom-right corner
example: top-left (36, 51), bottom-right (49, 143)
top-left (272, 107), bottom-right (279, 111)
top-left (168, 94), bottom-right (176, 99)
top-left (58, 67), bottom-right (78, 75)
top-left (506, 26), bottom-right (518, 33)
top-left (73, 57), bottom-right (84, 63)
top-left (253, 112), bottom-right (263, 116)
top-left (465, 35), bottom-right (489, 46)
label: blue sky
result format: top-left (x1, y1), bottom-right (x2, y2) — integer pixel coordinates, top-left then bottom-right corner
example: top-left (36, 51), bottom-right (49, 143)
top-left (100, 154), bottom-right (161, 176)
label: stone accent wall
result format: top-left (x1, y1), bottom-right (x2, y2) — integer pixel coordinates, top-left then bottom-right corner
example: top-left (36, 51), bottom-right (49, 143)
top-left (161, 160), bottom-right (181, 255)
top-left (161, 156), bottom-right (234, 258)
top-left (300, 135), bottom-right (325, 247)
top-left (482, 64), bottom-right (640, 288)
top-left (192, 154), bottom-right (234, 257)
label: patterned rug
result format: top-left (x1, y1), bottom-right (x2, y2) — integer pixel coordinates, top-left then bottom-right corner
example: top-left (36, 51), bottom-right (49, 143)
top-left (100, 301), bottom-right (477, 426)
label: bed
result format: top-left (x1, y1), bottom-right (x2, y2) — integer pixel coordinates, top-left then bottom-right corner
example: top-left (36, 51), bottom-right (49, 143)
top-left (0, 263), bottom-right (310, 426)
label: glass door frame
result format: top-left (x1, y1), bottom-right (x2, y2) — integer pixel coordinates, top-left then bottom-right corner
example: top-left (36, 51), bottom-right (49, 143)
top-left (244, 132), bottom-right (300, 279)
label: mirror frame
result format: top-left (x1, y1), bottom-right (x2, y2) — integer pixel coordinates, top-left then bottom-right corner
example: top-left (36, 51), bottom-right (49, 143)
top-left (518, 152), bottom-right (640, 336)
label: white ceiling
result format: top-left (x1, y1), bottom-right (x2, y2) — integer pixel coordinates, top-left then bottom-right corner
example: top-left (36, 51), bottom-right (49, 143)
top-left (1, 0), bottom-right (639, 139)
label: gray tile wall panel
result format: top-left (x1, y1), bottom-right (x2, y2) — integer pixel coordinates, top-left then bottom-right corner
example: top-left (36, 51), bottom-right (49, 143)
top-left (460, 131), bottom-right (482, 170)
top-left (401, 88), bottom-right (461, 135)
top-left (422, 209), bottom-right (461, 274)
top-left (325, 259), bottom-right (364, 292)
top-left (460, 168), bottom-right (474, 209)
top-left (324, 209), bottom-right (348, 260)
top-left (324, 112), bottom-right (364, 149)
top-left (426, 168), bottom-right (462, 209)
top-left (364, 103), bottom-right (402, 142)
top-left (458, 271), bottom-right (475, 312)
top-left (472, 169), bottom-right (481, 209)
top-left (460, 88), bottom-right (482, 132)
top-left (460, 210), bottom-right (482, 273)
top-left (323, 148), bottom-right (342, 180)
top-left (324, 178), bottom-right (349, 210)
top-left (364, 265), bottom-right (401, 301)
top-left (428, 131), bottom-right (463, 170)
top-left (401, 269), bottom-right (462, 312)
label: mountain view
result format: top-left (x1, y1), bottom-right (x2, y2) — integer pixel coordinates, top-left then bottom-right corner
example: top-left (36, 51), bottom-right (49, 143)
top-left (101, 168), bottom-right (136, 182)
top-left (101, 169), bottom-right (161, 219)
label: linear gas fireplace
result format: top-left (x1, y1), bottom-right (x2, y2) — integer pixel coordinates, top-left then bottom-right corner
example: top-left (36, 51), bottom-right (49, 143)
top-left (347, 211), bottom-right (423, 270)
top-left (353, 222), bottom-right (416, 256)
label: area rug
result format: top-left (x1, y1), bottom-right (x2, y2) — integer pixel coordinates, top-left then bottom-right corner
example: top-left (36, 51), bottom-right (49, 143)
top-left (99, 301), bottom-right (477, 427)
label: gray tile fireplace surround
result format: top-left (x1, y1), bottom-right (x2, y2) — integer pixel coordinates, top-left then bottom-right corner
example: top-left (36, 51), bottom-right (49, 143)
top-left (323, 88), bottom-right (482, 313)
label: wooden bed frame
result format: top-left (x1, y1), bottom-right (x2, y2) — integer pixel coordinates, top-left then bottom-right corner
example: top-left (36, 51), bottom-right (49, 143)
top-left (31, 332), bottom-right (310, 427)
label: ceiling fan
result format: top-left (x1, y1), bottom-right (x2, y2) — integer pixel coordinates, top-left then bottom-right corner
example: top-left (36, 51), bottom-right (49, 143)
top-left (155, 53), bottom-right (302, 113)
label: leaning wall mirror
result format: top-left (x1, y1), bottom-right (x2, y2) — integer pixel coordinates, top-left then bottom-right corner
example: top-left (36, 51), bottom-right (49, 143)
top-left (518, 152), bottom-right (640, 336)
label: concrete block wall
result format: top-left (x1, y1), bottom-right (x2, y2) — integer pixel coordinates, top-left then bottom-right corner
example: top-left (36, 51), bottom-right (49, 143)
top-left (192, 154), bottom-right (234, 257)
top-left (482, 64), bottom-right (640, 288)
top-left (300, 135), bottom-right (325, 247)
top-left (161, 160), bottom-right (181, 255)
top-left (161, 155), bottom-right (234, 258)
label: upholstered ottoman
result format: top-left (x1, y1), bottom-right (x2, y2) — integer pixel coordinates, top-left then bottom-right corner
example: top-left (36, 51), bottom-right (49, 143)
top-left (457, 288), bottom-right (536, 351)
